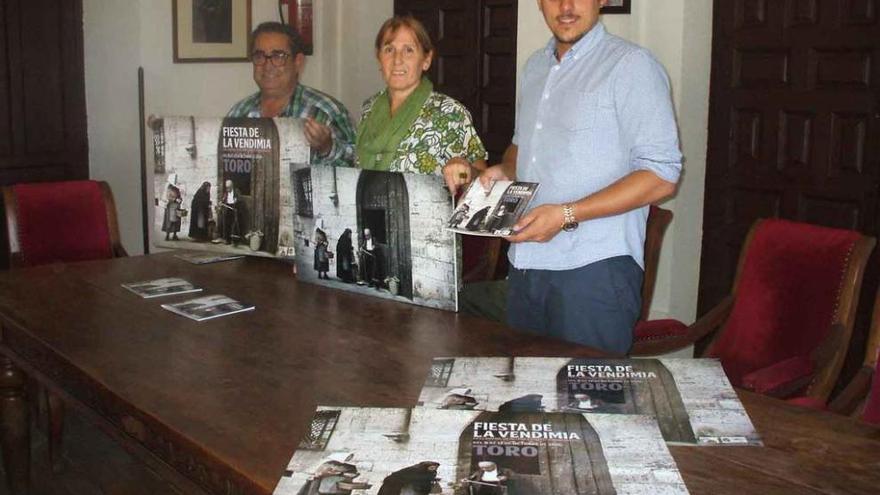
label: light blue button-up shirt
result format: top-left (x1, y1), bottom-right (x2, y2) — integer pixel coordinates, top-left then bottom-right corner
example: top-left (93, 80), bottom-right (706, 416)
top-left (510, 23), bottom-right (682, 271)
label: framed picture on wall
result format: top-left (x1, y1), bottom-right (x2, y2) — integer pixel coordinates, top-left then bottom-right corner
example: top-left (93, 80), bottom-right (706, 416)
top-left (172, 0), bottom-right (253, 63)
top-left (601, 0), bottom-right (632, 14)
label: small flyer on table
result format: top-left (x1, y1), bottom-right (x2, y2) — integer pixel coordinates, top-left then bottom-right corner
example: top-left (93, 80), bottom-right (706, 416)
top-left (447, 181), bottom-right (538, 236)
top-left (273, 406), bottom-right (688, 495)
top-left (161, 294), bottom-right (254, 321)
top-left (174, 251), bottom-right (245, 265)
top-left (121, 277), bottom-right (202, 298)
top-left (417, 357), bottom-right (763, 446)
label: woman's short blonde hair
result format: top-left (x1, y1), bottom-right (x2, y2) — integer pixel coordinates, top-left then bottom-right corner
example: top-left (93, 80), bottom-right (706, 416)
top-left (374, 15), bottom-right (435, 56)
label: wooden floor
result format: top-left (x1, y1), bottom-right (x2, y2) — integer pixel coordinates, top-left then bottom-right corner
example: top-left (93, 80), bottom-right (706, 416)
top-left (0, 409), bottom-right (185, 495)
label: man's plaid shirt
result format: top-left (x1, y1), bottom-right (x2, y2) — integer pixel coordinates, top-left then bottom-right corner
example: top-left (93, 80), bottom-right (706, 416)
top-left (227, 84), bottom-right (356, 167)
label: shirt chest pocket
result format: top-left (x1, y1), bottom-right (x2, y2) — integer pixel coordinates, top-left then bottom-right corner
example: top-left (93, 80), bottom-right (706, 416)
top-left (554, 89), bottom-right (611, 132)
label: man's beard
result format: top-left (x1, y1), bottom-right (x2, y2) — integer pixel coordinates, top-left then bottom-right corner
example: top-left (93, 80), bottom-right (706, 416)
top-left (554, 28), bottom-right (589, 47)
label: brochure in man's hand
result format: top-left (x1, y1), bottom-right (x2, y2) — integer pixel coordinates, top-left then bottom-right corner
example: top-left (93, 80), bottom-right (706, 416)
top-left (174, 251), bottom-right (245, 265)
top-left (161, 294), bottom-right (254, 321)
top-left (122, 277), bottom-right (203, 298)
top-left (447, 180), bottom-right (539, 236)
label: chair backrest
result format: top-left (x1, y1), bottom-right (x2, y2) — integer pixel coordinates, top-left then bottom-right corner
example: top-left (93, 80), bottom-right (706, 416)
top-left (639, 205), bottom-right (673, 320)
top-left (2, 180), bottom-right (125, 267)
top-left (705, 218), bottom-right (874, 401)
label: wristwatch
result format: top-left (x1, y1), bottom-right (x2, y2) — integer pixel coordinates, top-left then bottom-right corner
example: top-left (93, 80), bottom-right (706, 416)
top-left (562, 204), bottom-right (578, 232)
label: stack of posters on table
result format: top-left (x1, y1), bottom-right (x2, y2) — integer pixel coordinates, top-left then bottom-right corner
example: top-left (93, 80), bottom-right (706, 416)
top-left (447, 181), bottom-right (539, 236)
top-left (121, 278), bottom-right (202, 298)
top-left (274, 406), bottom-right (689, 495)
top-left (417, 357), bottom-right (762, 446)
top-left (161, 294), bottom-right (254, 322)
top-left (174, 251), bottom-right (244, 265)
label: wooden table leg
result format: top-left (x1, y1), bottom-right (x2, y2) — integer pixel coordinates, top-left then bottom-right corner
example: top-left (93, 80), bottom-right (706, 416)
top-left (0, 355), bottom-right (30, 494)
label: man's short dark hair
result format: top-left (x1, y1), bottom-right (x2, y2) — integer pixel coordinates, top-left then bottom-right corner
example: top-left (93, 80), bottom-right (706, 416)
top-left (251, 21), bottom-right (304, 56)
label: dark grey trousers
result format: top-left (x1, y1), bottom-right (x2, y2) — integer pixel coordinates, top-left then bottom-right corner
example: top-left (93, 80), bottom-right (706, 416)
top-left (506, 256), bottom-right (643, 355)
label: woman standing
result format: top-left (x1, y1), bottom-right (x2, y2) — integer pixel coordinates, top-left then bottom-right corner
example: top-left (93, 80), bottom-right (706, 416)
top-left (162, 184), bottom-right (182, 241)
top-left (357, 16), bottom-right (487, 193)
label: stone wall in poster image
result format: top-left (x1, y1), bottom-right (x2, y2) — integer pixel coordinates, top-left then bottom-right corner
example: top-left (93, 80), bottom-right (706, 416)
top-left (289, 162), bottom-right (458, 311)
top-left (152, 116), bottom-right (309, 258)
top-left (272, 407), bottom-right (688, 495)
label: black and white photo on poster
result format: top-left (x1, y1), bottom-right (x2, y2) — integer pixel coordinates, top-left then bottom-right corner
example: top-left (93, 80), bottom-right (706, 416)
top-left (289, 163), bottom-right (459, 311)
top-left (151, 116), bottom-right (309, 259)
top-left (418, 357), bottom-right (762, 446)
top-left (447, 181), bottom-right (538, 237)
top-left (273, 406), bottom-right (688, 494)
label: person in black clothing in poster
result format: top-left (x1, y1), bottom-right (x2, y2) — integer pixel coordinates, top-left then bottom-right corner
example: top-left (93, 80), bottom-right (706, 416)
top-left (465, 206), bottom-right (491, 232)
top-left (377, 461), bottom-right (441, 495)
top-left (188, 181), bottom-right (212, 241)
top-left (335, 228), bottom-right (356, 283)
top-left (219, 179), bottom-right (242, 245)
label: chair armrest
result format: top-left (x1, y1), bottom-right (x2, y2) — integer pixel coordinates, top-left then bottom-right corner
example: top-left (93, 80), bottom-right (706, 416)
top-left (630, 295), bottom-right (734, 356)
top-left (741, 355), bottom-right (815, 398)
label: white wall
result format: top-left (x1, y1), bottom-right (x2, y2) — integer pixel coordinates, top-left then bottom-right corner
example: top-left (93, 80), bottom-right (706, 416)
top-left (516, 0), bottom-right (713, 325)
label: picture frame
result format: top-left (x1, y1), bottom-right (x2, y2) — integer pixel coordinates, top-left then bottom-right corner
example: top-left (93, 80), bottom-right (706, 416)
top-left (601, 0), bottom-right (632, 14)
top-left (172, 0), bottom-right (252, 63)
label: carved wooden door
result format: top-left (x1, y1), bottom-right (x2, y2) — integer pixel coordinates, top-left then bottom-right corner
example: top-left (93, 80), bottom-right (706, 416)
top-left (701, 0), bottom-right (880, 367)
top-left (0, 0), bottom-right (88, 185)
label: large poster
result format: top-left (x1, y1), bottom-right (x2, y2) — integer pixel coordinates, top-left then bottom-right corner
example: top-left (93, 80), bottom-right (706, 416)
top-left (289, 163), bottom-right (458, 311)
top-left (418, 357), bottom-right (762, 446)
top-left (151, 116), bottom-right (309, 258)
top-left (273, 407), bottom-right (689, 495)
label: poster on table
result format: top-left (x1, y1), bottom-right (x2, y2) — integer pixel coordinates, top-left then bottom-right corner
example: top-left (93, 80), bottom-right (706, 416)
top-left (417, 357), bottom-right (762, 446)
top-left (273, 406), bottom-right (689, 495)
top-left (152, 116), bottom-right (459, 311)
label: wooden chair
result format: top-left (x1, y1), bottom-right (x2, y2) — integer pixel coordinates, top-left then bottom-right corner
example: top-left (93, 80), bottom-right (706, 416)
top-left (632, 218), bottom-right (875, 404)
top-left (817, 285), bottom-right (880, 424)
top-left (3, 180), bottom-right (126, 267)
top-left (630, 206), bottom-right (683, 341)
top-left (2, 179), bottom-right (127, 471)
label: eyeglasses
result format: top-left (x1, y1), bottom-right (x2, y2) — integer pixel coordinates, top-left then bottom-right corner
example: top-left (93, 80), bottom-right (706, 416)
top-left (251, 50), bottom-right (292, 67)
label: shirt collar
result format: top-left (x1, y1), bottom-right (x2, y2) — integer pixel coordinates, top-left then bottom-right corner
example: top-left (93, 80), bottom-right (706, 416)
top-left (543, 22), bottom-right (606, 62)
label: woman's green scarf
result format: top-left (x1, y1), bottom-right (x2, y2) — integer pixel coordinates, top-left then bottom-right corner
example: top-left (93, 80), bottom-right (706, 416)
top-left (357, 77), bottom-right (433, 171)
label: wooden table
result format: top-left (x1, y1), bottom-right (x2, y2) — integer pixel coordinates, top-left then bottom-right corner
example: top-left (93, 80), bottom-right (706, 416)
top-left (0, 254), bottom-right (877, 494)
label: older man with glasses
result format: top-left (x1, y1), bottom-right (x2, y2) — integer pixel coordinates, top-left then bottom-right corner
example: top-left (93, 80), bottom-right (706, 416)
top-left (228, 22), bottom-right (356, 167)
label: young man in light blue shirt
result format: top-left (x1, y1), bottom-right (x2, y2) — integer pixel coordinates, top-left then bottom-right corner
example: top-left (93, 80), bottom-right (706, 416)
top-left (480, 0), bottom-right (682, 354)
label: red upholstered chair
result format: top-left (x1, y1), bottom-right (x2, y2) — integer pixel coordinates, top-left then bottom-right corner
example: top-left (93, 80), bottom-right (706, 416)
top-left (631, 218), bottom-right (875, 404)
top-left (3, 180), bottom-right (127, 267)
top-left (2, 179), bottom-right (127, 471)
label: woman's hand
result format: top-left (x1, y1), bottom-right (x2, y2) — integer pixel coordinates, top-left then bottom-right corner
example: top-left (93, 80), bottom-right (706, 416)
top-left (442, 157), bottom-right (475, 196)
